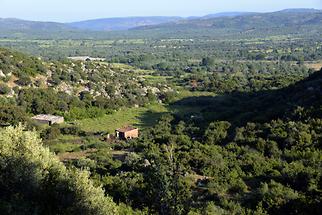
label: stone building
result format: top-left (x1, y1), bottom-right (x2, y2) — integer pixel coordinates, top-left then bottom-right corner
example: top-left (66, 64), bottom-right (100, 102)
top-left (31, 114), bottom-right (64, 126)
top-left (115, 126), bottom-right (139, 140)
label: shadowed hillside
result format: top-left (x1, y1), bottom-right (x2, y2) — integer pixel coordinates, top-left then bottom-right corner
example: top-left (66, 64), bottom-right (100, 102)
top-left (171, 68), bottom-right (322, 127)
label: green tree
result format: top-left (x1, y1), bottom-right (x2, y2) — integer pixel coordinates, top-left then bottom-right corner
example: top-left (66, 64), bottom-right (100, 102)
top-left (145, 143), bottom-right (192, 215)
top-left (0, 83), bottom-right (10, 95)
top-left (204, 121), bottom-right (231, 145)
top-left (0, 105), bottom-right (27, 126)
top-left (201, 57), bottom-right (216, 68)
top-left (0, 125), bottom-right (118, 214)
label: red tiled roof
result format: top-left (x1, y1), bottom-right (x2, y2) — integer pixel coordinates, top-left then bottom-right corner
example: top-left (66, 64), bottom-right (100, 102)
top-left (116, 127), bottom-right (138, 133)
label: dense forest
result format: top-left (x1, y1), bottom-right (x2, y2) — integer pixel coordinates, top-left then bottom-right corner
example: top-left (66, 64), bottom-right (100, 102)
top-left (0, 8), bottom-right (321, 215)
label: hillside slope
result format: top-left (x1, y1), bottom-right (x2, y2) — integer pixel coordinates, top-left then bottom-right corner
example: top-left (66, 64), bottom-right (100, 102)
top-left (173, 67), bottom-right (322, 127)
top-left (0, 18), bottom-right (71, 31)
top-left (0, 48), bottom-right (171, 111)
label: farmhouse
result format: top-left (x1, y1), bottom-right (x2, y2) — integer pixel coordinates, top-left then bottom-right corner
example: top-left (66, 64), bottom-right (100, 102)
top-left (31, 114), bottom-right (64, 126)
top-left (115, 126), bottom-right (139, 140)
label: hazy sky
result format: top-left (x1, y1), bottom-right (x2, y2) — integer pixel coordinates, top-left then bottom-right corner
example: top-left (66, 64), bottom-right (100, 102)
top-left (0, 0), bottom-right (321, 22)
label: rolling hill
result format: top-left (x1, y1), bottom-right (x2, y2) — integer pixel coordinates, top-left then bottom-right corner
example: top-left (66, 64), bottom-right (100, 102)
top-left (202, 12), bottom-right (256, 19)
top-left (0, 18), bottom-right (72, 31)
top-left (135, 9), bottom-right (322, 33)
top-left (134, 9), bottom-right (322, 38)
top-left (67, 13), bottom-right (256, 31)
top-left (0, 18), bottom-right (85, 39)
top-left (67, 16), bottom-right (183, 31)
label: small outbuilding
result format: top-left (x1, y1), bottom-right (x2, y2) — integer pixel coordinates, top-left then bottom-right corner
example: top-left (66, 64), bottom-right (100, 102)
top-left (31, 114), bottom-right (64, 126)
top-left (115, 126), bottom-right (139, 140)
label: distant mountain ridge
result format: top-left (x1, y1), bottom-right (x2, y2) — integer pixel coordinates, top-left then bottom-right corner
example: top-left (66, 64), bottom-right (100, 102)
top-left (67, 12), bottom-right (259, 31)
top-left (66, 8), bottom-right (322, 31)
top-left (0, 18), bottom-right (71, 31)
top-left (202, 12), bottom-right (257, 19)
top-left (0, 8), bottom-right (321, 38)
top-left (278, 8), bottom-right (321, 13)
top-left (135, 9), bottom-right (322, 34)
top-left (67, 16), bottom-right (183, 31)
top-left (67, 12), bottom-right (260, 31)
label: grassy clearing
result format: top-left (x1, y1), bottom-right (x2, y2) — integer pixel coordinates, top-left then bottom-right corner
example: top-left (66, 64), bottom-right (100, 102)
top-left (166, 88), bottom-right (217, 117)
top-left (49, 143), bottom-right (80, 154)
top-left (109, 63), bottom-right (135, 70)
top-left (75, 103), bottom-right (168, 133)
top-left (75, 89), bottom-right (216, 133)
top-left (58, 149), bottom-right (97, 161)
top-left (45, 135), bottom-right (83, 153)
top-left (174, 88), bottom-right (216, 101)
top-left (45, 135), bottom-right (83, 145)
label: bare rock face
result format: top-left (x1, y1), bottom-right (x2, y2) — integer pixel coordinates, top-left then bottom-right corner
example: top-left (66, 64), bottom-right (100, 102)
top-left (147, 86), bottom-right (160, 94)
top-left (6, 89), bottom-right (15, 98)
top-left (56, 82), bottom-right (73, 95)
top-left (0, 70), bottom-right (5, 78)
top-left (143, 159), bottom-right (151, 167)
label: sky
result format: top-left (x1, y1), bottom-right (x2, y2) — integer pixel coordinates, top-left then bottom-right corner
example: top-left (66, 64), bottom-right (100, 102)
top-left (0, 0), bottom-right (321, 22)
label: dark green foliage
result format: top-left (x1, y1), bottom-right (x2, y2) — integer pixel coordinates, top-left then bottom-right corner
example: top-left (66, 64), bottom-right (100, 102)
top-left (60, 126), bottom-right (81, 135)
top-left (201, 57), bottom-right (216, 68)
top-left (63, 107), bottom-right (106, 120)
top-left (204, 121), bottom-right (231, 144)
top-left (0, 84), bottom-right (10, 95)
top-left (184, 61), bottom-right (312, 93)
top-left (41, 124), bottom-right (61, 140)
top-left (0, 105), bottom-right (27, 126)
top-left (15, 73), bottom-right (32, 86)
top-left (17, 88), bottom-right (75, 115)
top-left (88, 149), bottom-right (122, 175)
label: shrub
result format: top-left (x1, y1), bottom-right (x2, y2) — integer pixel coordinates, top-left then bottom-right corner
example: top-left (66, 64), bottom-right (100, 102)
top-left (15, 74), bottom-right (32, 86)
top-left (60, 126), bottom-right (81, 135)
top-left (41, 125), bottom-right (61, 140)
top-left (0, 83), bottom-right (10, 95)
top-left (0, 105), bottom-right (27, 126)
